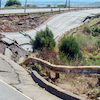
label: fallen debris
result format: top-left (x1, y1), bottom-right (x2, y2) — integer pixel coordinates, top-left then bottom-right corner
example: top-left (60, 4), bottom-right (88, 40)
top-left (0, 14), bottom-right (53, 32)
top-left (0, 37), bottom-right (28, 62)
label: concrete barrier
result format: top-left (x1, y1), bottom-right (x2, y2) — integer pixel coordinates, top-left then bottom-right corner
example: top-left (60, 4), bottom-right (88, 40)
top-left (31, 70), bottom-right (87, 100)
top-left (22, 57), bottom-right (100, 75)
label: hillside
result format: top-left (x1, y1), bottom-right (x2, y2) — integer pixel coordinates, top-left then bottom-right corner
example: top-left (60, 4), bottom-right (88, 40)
top-left (87, 2), bottom-right (100, 6)
top-left (59, 17), bottom-right (100, 66)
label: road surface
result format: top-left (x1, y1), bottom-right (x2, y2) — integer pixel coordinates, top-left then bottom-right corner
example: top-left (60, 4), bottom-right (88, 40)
top-left (0, 79), bottom-right (32, 100)
top-left (0, 54), bottom-right (61, 100)
top-left (0, 8), bottom-right (71, 14)
top-left (1, 8), bottom-right (100, 51)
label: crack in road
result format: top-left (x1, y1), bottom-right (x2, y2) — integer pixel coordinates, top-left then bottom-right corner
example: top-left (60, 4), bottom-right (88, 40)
top-left (0, 57), bottom-right (21, 85)
top-left (0, 70), bottom-right (9, 72)
top-left (6, 62), bottom-right (21, 84)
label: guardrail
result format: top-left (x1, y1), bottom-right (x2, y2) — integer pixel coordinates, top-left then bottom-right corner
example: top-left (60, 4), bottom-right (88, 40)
top-left (22, 56), bottom-right (100, 81)
top-left (0, 7), bottom-right (99, 17)
top-left (31, 70), bottom-right (87, 100)
top-left (22, 56), bottom-right (100, 99)
top-left (0, 9), bottom-right (71, 17)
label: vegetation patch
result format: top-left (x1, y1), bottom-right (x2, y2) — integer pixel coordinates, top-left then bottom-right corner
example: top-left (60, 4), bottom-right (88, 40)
top-left (58, 35), bottom-right (83, 64)
top-left (57, 17), bottom-right (100, 66)
top-left (26, 17), bottom-right (100, 100)
top-left (5, 0), bottom-right (21, 7)
top-left (30, 26), bottom-right (56, 51)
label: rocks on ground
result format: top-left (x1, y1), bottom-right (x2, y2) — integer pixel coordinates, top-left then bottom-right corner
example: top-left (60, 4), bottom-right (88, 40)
top-left (0, 34), bottom-right (28, 62)
top-left (0, 14), bottom-right (53, 32)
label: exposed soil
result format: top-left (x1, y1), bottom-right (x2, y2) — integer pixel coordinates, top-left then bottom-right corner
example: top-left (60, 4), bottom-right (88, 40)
top-left (23, 57), bottom-right (100, 100)
top-left (41, 69), bottom-right (100, 100)
top-left (97, 21), bottom-right (100, 25)
top-left (0, 14), bottom-right (54, 32)
top-left (55, 74), bottom-right (100, 100)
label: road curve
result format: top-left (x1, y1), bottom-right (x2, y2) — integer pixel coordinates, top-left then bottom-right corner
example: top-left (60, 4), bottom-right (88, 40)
top-left (0, 8), bottom-right (71, 14)
top-left (1, 8), bottom-right (100, 51)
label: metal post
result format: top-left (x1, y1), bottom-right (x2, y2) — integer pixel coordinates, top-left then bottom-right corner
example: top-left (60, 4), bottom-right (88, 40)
top-left (0, 0), bottom-right (1, 8)
top-left (69, 0), bottom-right (70, 11)
top-left (24, 0), bottom-right (27, 13)
top-left (65, 0), bottom-right (67, 8)
top-left (55, 73), bottom-right (59, 79)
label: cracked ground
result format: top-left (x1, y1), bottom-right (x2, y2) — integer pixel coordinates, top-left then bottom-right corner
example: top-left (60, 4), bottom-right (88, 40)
top-left (0, 14), bottom-right (54, 32)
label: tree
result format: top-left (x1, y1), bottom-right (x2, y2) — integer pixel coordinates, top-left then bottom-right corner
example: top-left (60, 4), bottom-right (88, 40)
top-left (5, 0), bottom-right (21, 7)
top-left (30, 26), bottom-right (56, 51)
top-left (46, 4), bottom-right (51, 8)
top-left (59, 35), bottom-right (82, 60)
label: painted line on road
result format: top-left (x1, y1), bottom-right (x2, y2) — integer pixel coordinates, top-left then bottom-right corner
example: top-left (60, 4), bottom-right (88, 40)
top-left (69, 15), bottom-right (74, 18)
top-left (0, 79), bottom-right (33, 100)
top-left (56, 23), bottom-right (62, 28)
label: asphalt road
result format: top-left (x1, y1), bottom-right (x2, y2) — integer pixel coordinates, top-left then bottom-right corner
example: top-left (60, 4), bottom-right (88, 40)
top-left (0, 8), bottom-right (71, 14)
top-left (0, 54), bottom-right (61, 100)
top-left (38, 9), bottom-right (100, 40)
top-left (0, 79), bottom-right (32, 100)
top-left (2, 8), bottom-right (100, 51)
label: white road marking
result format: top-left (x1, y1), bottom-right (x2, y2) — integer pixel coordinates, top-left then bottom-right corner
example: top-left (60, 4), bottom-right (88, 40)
top-left (0, 79), bottom-right (33, 100)
top-left (69, 15), bottom-right (74, 18)
top-left (56, 23), bottom-right (62, 28)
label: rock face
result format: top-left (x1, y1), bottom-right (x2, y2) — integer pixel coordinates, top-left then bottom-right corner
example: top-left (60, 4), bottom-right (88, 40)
top-left (0, 14), bottom-right (52, 32)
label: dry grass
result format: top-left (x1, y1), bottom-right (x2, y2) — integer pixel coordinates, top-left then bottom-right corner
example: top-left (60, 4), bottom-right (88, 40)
top-left (56, 73), bottom-right (100, 99)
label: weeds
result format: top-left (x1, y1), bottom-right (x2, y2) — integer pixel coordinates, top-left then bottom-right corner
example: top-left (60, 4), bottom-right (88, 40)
top-left (32, 64), bottom-right (43, 74)
top-left (75, 33), bottom-right (99, 53)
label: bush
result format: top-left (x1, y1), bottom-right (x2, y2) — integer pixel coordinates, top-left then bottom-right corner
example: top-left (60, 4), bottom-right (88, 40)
top-left (5, 0), bottom-right (21, 7)
top-left (57, 4), bottom-right (65, 8)
top-left (46, 4), bottom-right (51, 8)
top-left (30, 26), bottom-right (55, 51)
top-left (30, 5), bottom-right (39, 8)
top-left (92, 26), bottom-right (100, 37)
top-left (59, 35), bottom-right (82, 60)
top-left (83, 25), bottom-right (91, 34)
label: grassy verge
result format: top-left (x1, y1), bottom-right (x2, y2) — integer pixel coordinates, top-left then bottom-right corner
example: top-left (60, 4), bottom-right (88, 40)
top-left (56, 17), bottom-right (100, 66)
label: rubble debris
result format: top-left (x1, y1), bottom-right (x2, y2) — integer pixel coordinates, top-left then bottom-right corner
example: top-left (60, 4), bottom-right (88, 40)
top-left (0, 40), bottom-right (28, 62)
top-left (4, 48), bottom-right (13, 59)
top-left (0, 14), bottom-right (53, 32)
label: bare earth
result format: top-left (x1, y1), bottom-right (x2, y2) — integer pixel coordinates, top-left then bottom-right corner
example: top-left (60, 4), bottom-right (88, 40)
top-left (0, 14), bottom-right (53, 32)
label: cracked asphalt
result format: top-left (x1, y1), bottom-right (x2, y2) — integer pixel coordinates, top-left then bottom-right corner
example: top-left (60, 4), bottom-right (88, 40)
top-left (0, 54), bottom-right (61, 100)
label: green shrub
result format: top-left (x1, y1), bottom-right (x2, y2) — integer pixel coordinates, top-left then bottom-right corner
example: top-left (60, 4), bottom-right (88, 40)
top-left (89, 54), bottom-right (96, 60)
top-left (30, 26), bottom-right (55, 51)
top-left (59, 35), bottom-right (82, 60)
top-left (78, 52), bottom-right (83, 59)
top-left (46, 4), bottom-right (51, 8)
top-left (59, 52), bottom-right (69, 64)
top-left (83, 25), bottom-right (91, 34)
top-left (32, 65), bottom-right (43, 74)
top-left (57, 4), bottom-right (65, 8)
top-left (92, 26), bottom-right (100, 37)
top-left (5, 0), bottom-right (21, 7)
top-left (30, 5), bottom-right (39, 8)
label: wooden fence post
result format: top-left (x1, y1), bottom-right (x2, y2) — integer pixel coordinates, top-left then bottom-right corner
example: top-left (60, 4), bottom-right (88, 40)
top-left (55, 73), bottom-right (59, 79)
